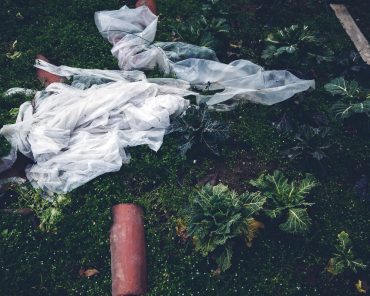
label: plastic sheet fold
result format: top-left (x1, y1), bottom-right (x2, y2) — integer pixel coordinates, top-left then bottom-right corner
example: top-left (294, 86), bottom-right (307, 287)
top-left (0, 5), bottom-right (315, 193)
top-left (95, 5), bottom-right (315, 108)
top-left (1, 79), bottom-right (190, 193)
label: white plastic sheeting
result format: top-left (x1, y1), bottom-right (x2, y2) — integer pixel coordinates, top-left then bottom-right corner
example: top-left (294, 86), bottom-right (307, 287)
top-left (1, 73), bottom-right (190, 193)
top-left (95, 5), bottom-right (315, 109)
top-left (0, 5), bottom-right (315, 194)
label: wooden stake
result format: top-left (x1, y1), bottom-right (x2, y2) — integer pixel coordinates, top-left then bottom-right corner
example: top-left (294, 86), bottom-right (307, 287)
top-left (330, 4), bottom-right (370, 65)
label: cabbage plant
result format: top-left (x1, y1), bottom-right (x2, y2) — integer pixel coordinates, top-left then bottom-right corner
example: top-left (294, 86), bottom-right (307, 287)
top-left (327, 231), bottom-right (366, 275)
top-left (262, 25), bottom-right (333, 69)
top-left (186, 184), bottom-right (266, 272)
top-left (250, 171), bottom-right (317, 234)
top-left (325, 77), bottom-right (370, 119)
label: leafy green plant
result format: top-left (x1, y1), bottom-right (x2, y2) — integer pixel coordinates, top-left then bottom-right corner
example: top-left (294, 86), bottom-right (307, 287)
top-left (186, 183), bottom-right (266, 271)
top-left (0, 93), bottom-right (26, 157)
top-left (282, 125), bottom-right (331, 162)
top-left (167, 105), bottom-right (229, 156)
top-left (9, 107), bottom-right (19, 120)
top-left (327, 231), bottom-right (367, 276)
top-left (262, 25), bottom-right (333, 69)
top-left (250, 171), bottom-right (317, 234)
top-left (13, 184), bottom-right (71, 232)
top-left (325, 77), bottom-right (370, 119)
top-left (168, 0), bottom-right (229, 50)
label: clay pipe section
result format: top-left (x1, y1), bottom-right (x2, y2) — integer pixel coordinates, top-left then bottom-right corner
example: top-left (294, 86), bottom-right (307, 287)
top-left (35, 54), bottom-right (64, 86)
top-left (136, 0), bottom-right (157, 15)
top-left (110, 204), bottom-right (147, 296)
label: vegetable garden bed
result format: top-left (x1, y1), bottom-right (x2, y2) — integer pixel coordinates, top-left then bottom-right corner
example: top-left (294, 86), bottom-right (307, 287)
top-left (0, 0), bottom-right (369, 295)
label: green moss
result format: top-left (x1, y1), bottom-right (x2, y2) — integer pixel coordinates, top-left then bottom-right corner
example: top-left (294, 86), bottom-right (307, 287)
top-left (228, 103), bottom-right (285, 161)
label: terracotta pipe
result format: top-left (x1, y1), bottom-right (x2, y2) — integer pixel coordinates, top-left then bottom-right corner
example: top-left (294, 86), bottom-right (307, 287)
top-left (36, 54), bottom-right (64, 86)
top-left (136, 0), bottom-right (157, 15)
top-left (110, 204), bottom-right (147, 296)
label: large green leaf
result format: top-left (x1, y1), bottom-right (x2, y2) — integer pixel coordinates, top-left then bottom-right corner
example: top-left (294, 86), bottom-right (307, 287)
top-left (216, 245), bottom-right (233, 272)
top-left (331, 101), bottom-right (353, 119)
top-left (262, 24), bottom-right (333, 66)
top-left (331, 100), bottom-right (370, 119)
top-left (327, 257), bottom-right (346, 275)
top-left (250, 170), bottom-right (316, 217)
top-left (279, 208), bottom-right (311, 234)
top-left (212, 183), bottom-right (229, 196)
top-left (296, 175), bottom-right (317, 202)
top-left (328, 231), bottom-right (367, 275)
top-left (240, 192), bottom-right (266, 216)
top-left (264, 208), bottom-right (284, 219)
top-left (337, 231), bottom-right (350, 251)
top-left (324, 77), bottom-right (360, 98)
top-left (187, 183), bottom-right (265, 264)
top-left (351, 101), bottom-right (370, 114)
top-left (261, 46), bottom-right (277, 62)
top-left (350, 260), bottom-right (367, 272)
top-left (268, 170), bottom-right (291, 202)
top-left (250, 170), bottom-right (290, 201)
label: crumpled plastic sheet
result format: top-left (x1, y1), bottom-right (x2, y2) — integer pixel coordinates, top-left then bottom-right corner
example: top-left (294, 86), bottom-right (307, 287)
top-left (0, 5), bottom-right (315, 194)
top-left (4, 87), bottom-right (36, 97)
top-left (0, 72), bottom-right (191, 193)
top-left (95, 5), bottom-right (315, 109)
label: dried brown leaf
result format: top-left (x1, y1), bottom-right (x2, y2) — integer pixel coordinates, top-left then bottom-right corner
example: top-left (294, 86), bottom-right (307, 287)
top-left (245, 219), bottom-right (264, 248)
top-left (175, 218), bottom-right (189, 242)
top-left (356, 279), bottom-right (367, 294)
top-left (79, 268), bottom-right (99, 277)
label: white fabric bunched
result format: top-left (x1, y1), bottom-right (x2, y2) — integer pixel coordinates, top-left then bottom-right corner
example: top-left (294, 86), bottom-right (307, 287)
top-left (95, 5), bottom-right (315, 109)
top-left (0, 5), bottom-right (315, 194)
top-left (1, 79), bottom-right (190, 193)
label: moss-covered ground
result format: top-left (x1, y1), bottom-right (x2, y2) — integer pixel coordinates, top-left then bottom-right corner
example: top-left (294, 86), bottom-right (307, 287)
top-left (0, 0), bottom-right (369, 295)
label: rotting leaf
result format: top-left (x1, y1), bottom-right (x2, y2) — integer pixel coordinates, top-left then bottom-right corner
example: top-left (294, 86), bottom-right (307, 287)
top-left (211, 267), bottom-right (221, 277)
top-left (16, 12), bottom-right (24, 20)
top-left (355, 279), bottom-right (367, 294)
top-left (175, 218), bottom-right (189, 242)
top-left (79, 268), bottom-right (99, 277)
top-left (245, 219), bottom-right (264, 247)
top-left (6, 51), bottom-right (22, 60)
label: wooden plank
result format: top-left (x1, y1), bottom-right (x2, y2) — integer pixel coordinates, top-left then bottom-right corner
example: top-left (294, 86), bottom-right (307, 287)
top-left (330, 4), bottom-right (370, 65)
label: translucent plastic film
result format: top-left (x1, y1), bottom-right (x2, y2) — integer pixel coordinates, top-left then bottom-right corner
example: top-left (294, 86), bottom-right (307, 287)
top-left (95, 5), bottom-right (315, 108)
top-left (0, 5), bottom-right (315, 194)
top-left (1, 77), bottom-right (190, 193)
